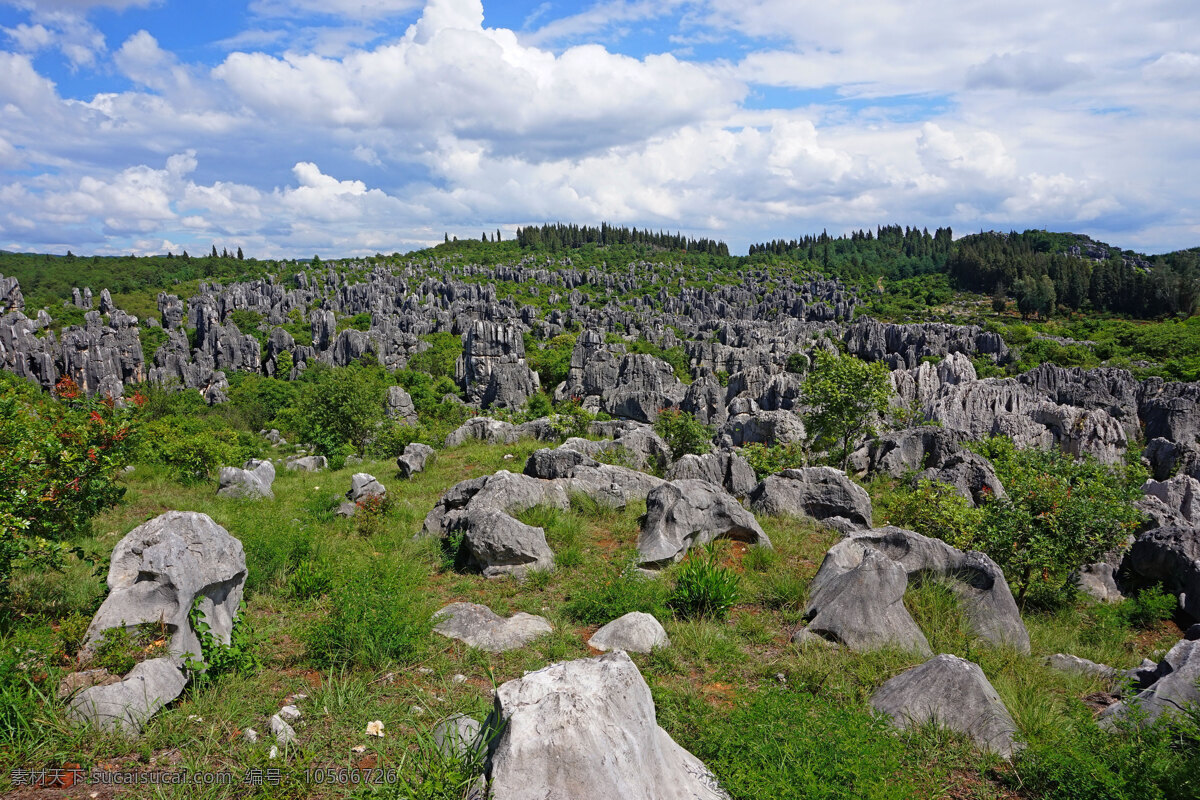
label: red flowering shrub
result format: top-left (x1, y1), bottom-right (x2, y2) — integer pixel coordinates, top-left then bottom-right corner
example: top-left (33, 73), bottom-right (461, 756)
top-left (0, 375), bottom-right (141, 600)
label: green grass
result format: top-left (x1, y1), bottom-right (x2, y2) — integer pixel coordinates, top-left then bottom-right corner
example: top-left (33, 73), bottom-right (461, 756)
top-left (1, 436), bottom-right (1195, 799)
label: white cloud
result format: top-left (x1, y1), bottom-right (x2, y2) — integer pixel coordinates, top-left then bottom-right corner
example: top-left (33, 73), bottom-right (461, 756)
top-left (3, 22), bottom-right (54, 52)
top-left (965, 53), bottom-right (1091, 93)
top-left (0, 0), bottom-right (1199, 256)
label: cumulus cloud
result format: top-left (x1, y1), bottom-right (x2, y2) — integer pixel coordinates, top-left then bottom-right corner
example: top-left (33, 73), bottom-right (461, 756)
top-left (0, 0), bottom-right (1198, 256)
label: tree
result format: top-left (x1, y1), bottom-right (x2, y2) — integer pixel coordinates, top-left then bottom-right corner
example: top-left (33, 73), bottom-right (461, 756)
top-left (294, 365), bottom-right (387, 456)
top-left (991, 283), bottom-right (1007, 313)
top-left (211, 245), bottom-right (218, 258)
top-left (802, 349), bottom-right (892, 469)
top-left (236, 247), bottom-right (244, 260)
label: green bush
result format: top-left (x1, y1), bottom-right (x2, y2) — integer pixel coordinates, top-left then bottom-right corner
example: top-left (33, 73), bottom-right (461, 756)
top-left (90, 623), bottom-right (169, 675)
top-left (885, 479), bottom-right (983, 550)
top-left (184, 598), bottom-right (259, 684)
top-left (803, 349), bottom-right (893, 470)
top-left (969, 436), bottom-right (1146, 608)
top-left (293, 363), bottom-right (388, 455)
top-left (1, 375), bottom-right (141, 600)
top-left (654, 408), bottom-right (713, 461)
top-left (668, 546), bottom-right (740, 621)
top-left (741, 441), bottom-right (806, 479)
top-left (1124, 585), bottom-right (1178, 630)
top-left (549, 398), bottom-right (597, 440)
top-left (407, 332), bottom-right (463, 379)
top-left (525, 332), bottom-right (576, 389)
top-left (138, 415), bottom-right (249, 484)
top-left (305, 558), bottom-right (433, 668)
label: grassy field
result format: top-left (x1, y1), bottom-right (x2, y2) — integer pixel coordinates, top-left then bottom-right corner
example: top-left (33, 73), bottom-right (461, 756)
top-left (1, 439), bottom-right (1195, 799)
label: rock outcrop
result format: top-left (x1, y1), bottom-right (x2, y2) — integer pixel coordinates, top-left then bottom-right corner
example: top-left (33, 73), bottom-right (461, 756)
top-left (870, 654), bottom-right (1021, 759)
top-left (485, 651), bottom-right (729, 800)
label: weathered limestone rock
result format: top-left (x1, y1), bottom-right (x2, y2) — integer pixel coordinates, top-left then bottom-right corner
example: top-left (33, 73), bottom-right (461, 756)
top-left (748, 467), bottom-right (873, 529)
top-left (870, 654), bottom-right (1021, 759)
top-left (795, 548), bottom-right (929, 655)
top-left (1136, 475), bottom-right (1200, 530)
top-left (638, 479), bottom-right (772, 568)
top-left (433, 714), bottom-right (484, 760)
top-left (795, 527), bottom-right (1030, 654)
top-left (1100, 639), bottom-right (1200, 728)
top-left (82, 511), bottom-right (247, 665)
top-left (1124, 526), bottom-right (1200, 621)
top-left (217, 458), bottom-right (276, 500)
top-left (588, 612), bottom-right (670, 653)
top-left (397, 442), bottom-right (435, 479)
top-left (286, 454), bottom-right (327, 472)
top-left (485, 651), bottom-right (729, 800)
top-left (432, 603), bottom-right (552, 652)
top-left (716, 410), bottom-right (806, 448)
top-left (385, 385), bottom-right (417, 422)
top-left (66, 658), bottom-right (188, 736)
top-left (665, 451), bottom-right (757, 497)
top-left (445, 417), bottom-right (520, 448)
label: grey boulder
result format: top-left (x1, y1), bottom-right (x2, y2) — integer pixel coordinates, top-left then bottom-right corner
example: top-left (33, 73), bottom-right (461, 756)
top-left (485, 651), bottom-right (728, 800)
top-left (1124, 526), bottom-right (1200, 621)
top-left (432, 602), bottom-right (552, 652)
top-left (397, 442), bottom-right (435, 479)
top-left (1100, 639), bottom-right (1200, 728)
top-left (217, 458), bottom-right (275, 500)
top-left (81, 511), bottom-right (247, 665)
top-left (870, 654), bottom-right (1021, 759)
top-left (795, 547), bottom-right (929, 655)
top-left (638, 479), bottom-right (772, 568)
top-left (433, 714), bottom-right (485, 760)
top-left (66, 657), bottom-right (188, 736)
top-left (588, 612), bottom-right (670, 653)
top-left (445, 417), bottom-right (520, 448)
top-left (717, 410), bottom-right (805, 447)
top-left (286, 454), bottom-right (327, 472)
top-left (748, 467), bottom-right (873, 529)
top-left (665, 451), bottom-right (757, 497)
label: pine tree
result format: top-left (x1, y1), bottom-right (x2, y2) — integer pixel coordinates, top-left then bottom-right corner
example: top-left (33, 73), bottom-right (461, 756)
top-left (237, 247), bottom-right (244, 260)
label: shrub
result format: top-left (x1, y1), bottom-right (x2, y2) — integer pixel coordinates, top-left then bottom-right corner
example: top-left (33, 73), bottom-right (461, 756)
top-left (138, 415), bottom-right (247, 484)
top-left (549, 398), bottom-right (596, 440)
top-left (525, 332), bottom-right (576, 389)
top-left (294, 364), bottom-right (388, 455)
top-left (0, 375), bottom-right (141, 601)
top-left (1124, 585), bottom-right (1178, 630)
top-left (969, 436), bottom-right (1146, 608)
top-left (90, 622), bottom-right (169, 675)
top-left (305, 558), bottom-right (432, 667)
top-left (407, 332), bottom-right (463, 378)
top-left (184, 598), bottom-right (259, 684)
top-left (885, 479), bottom-right (983, 550)
top-left (353, 494), bottom-right (389, 537)
top-left (654, 408), bottom-right (713, 461)
top-left (668, 546), bottom-right (740, 621)
top-left (742, 441), bottom-right (806, 479)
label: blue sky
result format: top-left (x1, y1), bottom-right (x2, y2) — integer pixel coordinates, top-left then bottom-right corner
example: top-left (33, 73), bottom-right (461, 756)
top-left (0, 0), bottom-right (1198, 258)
